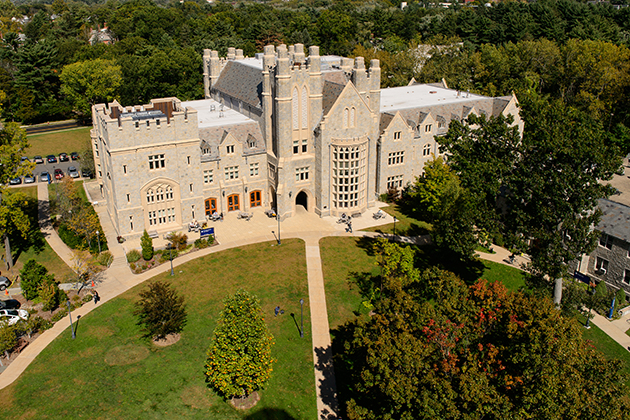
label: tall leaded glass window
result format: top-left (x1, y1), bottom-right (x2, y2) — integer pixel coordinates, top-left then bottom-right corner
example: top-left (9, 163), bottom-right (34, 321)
top-left (331, 142), bottom-right (367, 209)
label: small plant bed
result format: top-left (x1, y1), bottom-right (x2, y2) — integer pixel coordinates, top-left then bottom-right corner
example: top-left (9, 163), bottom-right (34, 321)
top-left (127, 234), bottom-right (218, 274)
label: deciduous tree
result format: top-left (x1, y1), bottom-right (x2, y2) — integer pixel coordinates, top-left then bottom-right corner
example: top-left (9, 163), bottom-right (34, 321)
top-left (134, 280), bottom-right (187, 340)
top-left (19, 259), bottom-right (54, 301)
top-left (205, 290), bottom-right (274, 399)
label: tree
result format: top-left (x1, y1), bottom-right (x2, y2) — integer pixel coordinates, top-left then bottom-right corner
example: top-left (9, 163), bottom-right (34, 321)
top-left (0, 323), bottom-right (16, 365)
top-left (66, 205), bottom-right (100, 250)
top-left (60, 58), bottom-right (122, 118)
top-left (205, 290), bottom-right (274, 399)
top-left (140, 230), bottom-right (153, 261)
top-left (70, 249), bottom-right (99, 288)
top-left (19, 259), bottom-right (53, 301)
top-left (39, 278), bottom-right (63, 313)
top-left (134, 280), bottom-right (187, 340)
top-left (410, 156), bottom-right (462, 222)
top-left (335, 257), bottom-right (630, 419)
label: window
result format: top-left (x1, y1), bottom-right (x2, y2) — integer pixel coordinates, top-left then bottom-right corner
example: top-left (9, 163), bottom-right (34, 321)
top-left (425, 124), bottom-right (432, 132)
top-left (343, 108), bottom-right (349, 128)
top-left (595, 257), bottom-right (609, 274)
top-left (127, 194), bottom-right (130, 203)
top-left (148, 154), bottom-right (165, 170)
top-left (135, 121), bottom-right (139, 129)
top-left (302, 138), bottom-right (308, 153)
top-left (203, 170), bottom-right (213, 184)
top-left (293, 140), bottom-right (299, 154)
top-left (205, 198), bottom-right (217, 215)
top-left (332, 144), bottom-right (367, 209)
top-left (393, 131), bottom-right (401, 140)
top-left (250, 190), bottom-right (261, 207)
top-left (248, 138), bottom-right (257, 148)
top-left (423, 143), bottom-right (432, 156)
top-left (189, 183), bottom-right (193, 192)
top-left (224, 166), bottom-right (239, 180)
top-left (226, 145), bottom-right (235, 154)
top-left (250, 162), bottom-right (259, 177)
top-left (296, 167), bottom-right (309, 181)
top-left (148, 207), bottom-right (175, 226)
top-left (388, 151), bottom-right (404, 165)
top-left (130, 215), bottom-right (133, 231)
top-left (156, 119), bottom-right (160, 127)
top-left (624, 270), bottom-right (630, 285)
top-left (187, 156), bottom-right (191, 165)
top-left (123, 165), bottom-right (127, 174)
top-left (600, 234), bottom-right (613, 250)
top-left (387, 175), bottom-right (404, 190)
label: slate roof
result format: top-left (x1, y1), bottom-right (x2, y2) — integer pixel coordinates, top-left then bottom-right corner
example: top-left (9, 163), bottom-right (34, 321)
top-left (322, 80), bottom-right (345, 115)
top-left (597, 199), bottom-right (630, 242)
top-left (212, 61), bottom-right (263, 111)
top-left (198, 122), bottom-right (265, 158)
top-left (379, 113), bottom-right (395, 132)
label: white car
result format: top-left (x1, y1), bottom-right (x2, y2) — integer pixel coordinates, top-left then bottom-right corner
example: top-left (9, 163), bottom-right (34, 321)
top-left (0, 309), bottom-right (28, 325)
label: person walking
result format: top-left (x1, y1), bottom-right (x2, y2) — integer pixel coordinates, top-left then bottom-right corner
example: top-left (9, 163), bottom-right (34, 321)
top-left (93, 290), bottom-right (100, 304)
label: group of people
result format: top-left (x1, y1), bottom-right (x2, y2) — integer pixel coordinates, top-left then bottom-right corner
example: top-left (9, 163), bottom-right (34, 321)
top-left (188, 219), bottom-right (200, 232)
top-left (210, 211), bottom-right (223, 221)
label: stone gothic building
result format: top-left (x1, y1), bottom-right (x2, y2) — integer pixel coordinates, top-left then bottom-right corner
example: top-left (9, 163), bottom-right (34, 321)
top-left (91, 44), bottom-right (522, 239)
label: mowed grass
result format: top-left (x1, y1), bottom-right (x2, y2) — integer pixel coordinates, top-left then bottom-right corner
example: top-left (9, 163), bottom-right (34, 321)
top-left (479, 260), bottom-right (526, 292)
top-left (0, 239), bottom-right (316, 420)
top-left (27, 127), bottom-right (91, 158)
top-left (363, 203), bottom-right (431, 236)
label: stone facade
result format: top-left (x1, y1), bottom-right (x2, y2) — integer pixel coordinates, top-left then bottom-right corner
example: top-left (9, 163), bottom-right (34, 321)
top-left (92, 44), bottom-right (523, 239)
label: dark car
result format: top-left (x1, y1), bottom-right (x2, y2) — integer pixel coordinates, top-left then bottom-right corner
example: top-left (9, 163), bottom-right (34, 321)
top-left (47, 155), bottom-right (57, 163)
top-left (9, 177), bottom-right (21, 185)
top-left (71, 152), bottom-right (79, 160)
top-left (68, 166), bottom-right (79, 178)
top-left (40, 171), bottom-right (51, 183)
top-left (54, 168), bottom-right (64, 180)
top-left (34, 155), bottom-right (44, 164)
top-left (24, 174), bottom-right (36, 184)
top-left (0, 299), bottom-right (20, 310)
top-left (81, 168), bottom-right (93, 178)
top-left (20, 156), bottom-right (29, 163)
top-left (59, 153), bottom-right (69, 162)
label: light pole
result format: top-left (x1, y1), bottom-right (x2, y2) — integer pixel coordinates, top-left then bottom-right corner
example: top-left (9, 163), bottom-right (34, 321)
top-left (96, 230), bottom-right (101, 254)
top-left (276, 212), bottom-right (281, 245)
top-left (393, 216), bottom-right (397, 238)
top-left (66, 299), bottom-right (76, 339)
top-left (168, 244), bottom-right (174, 276)
top-left (299, 298), bottom-right (304, 338)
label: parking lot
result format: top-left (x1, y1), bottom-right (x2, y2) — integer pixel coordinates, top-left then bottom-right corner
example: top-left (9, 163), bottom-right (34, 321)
top-left (13, 154), bottom-right (92, 185)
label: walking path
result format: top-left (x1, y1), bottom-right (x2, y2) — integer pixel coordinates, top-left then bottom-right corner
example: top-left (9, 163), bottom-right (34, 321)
top-left (4, 182), bottom-right (630, 419)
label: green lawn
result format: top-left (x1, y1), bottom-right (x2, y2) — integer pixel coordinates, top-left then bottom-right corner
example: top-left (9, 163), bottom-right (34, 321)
top-left (0, 239), bottom-right (316, 419)
top-left (27, 127), bottom-right (91, 158)
top-left (479, 260), bottom-right (526, 292)
top-left (363, 203), bottom-right (431, 236)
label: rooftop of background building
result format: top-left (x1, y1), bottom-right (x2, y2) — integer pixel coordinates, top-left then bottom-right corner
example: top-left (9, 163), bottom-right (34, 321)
top-left (232, 54), bottom-right (345, 73)
top-left (182, 98), bottom-right (254, 128)
top-left (380, 84), bottom-right (488, 112)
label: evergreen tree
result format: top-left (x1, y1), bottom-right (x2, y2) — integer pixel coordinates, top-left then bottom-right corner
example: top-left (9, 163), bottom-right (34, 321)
top-left (140, 230), bottom-right (153, 261)
top-left (134, 280), bottom-right (187, 340)
top-left (19, 259), bottom-right (53, 301)
top-left (205, 290), bottom-right (274, 399)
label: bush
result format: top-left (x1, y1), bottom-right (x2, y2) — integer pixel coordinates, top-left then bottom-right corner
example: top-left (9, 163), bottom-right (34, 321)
top-left (133, 280), bottom-right (187, 340)
top-left (167, 232), bottom-right (188, 251)
top-left (39, 279), bottom-right (65, 313)
top-left (58, 224), bottom-right (85, 249)
top-left (50, 309), bottom-right (68, 323)
top-left (207, 235), bottom-right (215, 245)
top-left (83, 294), bottom-right (93, 303)
top-left (0, 323), bottom-right (17, 361)
top-left (194, 238), bottom-right (209, 249)
top-left (141, 230), bottom-right (154, 261)
top-left (159, 249), bottom-right (178, 264)
top-left (20, 259), bottom-right (54, 301)
top-left (130, 262), bottom-right (136, 270)
top-left (97, 251), bottom-right (113, 267)
top-left (493, 232), bottom-right (505, 248)
top-left (127, 249), bottom-right (141, 263)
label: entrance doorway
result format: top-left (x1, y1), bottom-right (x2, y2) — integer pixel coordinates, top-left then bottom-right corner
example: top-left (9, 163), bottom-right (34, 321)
top-left (205, 198), bottom-right (217, 216)
top-left (296, 191), bottom-right (308, 210)
top-left (227, 194), bottom-right (240, 212)
top-left (250, 190), bottom-right (261, 207)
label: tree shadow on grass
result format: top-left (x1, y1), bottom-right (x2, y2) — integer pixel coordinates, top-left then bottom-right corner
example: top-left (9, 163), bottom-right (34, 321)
top-left (330, 322), bottom-right (359, 420)
top-left (243, 408), bottom-right (297, 420)
top-left (314, 345), bottom-right (339, 420)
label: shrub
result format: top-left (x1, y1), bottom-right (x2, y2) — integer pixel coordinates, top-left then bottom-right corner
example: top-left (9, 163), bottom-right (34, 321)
top-left (194, 238), bottom-right (208, 249)
top-left (205, 290), bottom-right (274, 399)
top-left (207, 235), bottom-right (215, 245)
top-left (159, 249), bottom-right (178, 264)
top-left (0, 324), bottom-right (17, 362)
top-left (493, 232), bottom-right (505, 248)
top-left (141, 230), bottom-right (154, 261)
top-left (51, 309), bottom-right (68, 323)
top-left (130, 262), bottom-right (136, 270)
top-left (58, 224), bottom-right (85, 250)
top-left (83, 294), bottom-right (93, 303)
top-left (39, 279), bottom-right (64, 313)
top-left (20, 259), bottom-right (54, 301)
top-left (97, 251), bottom-right (113, 267)
top-left (134, 280), bottom-right (187, 340)
top-left (167, 232), bottom-right (188, 251)
top-left (126, 249), bottom-right (141, 263)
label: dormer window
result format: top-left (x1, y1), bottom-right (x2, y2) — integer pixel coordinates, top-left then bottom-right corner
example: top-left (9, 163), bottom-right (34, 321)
top-left (226, 145), bottom-right (235, 154)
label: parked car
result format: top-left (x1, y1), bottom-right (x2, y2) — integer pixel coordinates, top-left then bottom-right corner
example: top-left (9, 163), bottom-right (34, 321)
top-left (0, 299), bottom-right (20, 310)
top-left (0, 276), bottom-right (11, 291)
top-left (47, 154), bottom-right (57, 163)
top-left (34, 155), bottom-right (44, 164)
top-left (23, 174), bottom-right (36, 184)
top-left (20, 156), bottom-right (29, 163)
top-left (0, 309), bottom-right (29, 326)
top-left (68, 166), bottom-right (79, 178)
top-left (54, 168), bottom-right (64, 180)
top-left (9, 177), bottom-right (21, 185)
top-left (81, 168), bottom-right (93, 178)
top-left (40, 171), bottom-right (51, 183)
top-left (71, 152), bottom-right (79, 160)
top-left (59, 153), bottom-right (69, 162)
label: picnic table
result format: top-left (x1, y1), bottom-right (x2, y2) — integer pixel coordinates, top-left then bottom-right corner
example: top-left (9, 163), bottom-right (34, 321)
top-left (237, 212), bottom-right (252, 221)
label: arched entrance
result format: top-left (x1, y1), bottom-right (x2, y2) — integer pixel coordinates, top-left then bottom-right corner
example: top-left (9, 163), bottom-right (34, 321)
top-left (296, 191), bottom-right (308, 211)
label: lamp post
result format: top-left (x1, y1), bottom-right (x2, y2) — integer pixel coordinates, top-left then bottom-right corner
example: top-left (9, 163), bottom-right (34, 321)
top-left (393, 216), bottom-right (397, 238)
top-left (96, 230), bottom-right (101, 254)
top-left (66, 299), bottom-right (76, 339)
top-left (299, 298), bottom-right (304, 338)
top-left (276, 212), bottom-right (281, 245)
top-left (168, 244), bottom-right (174, 276)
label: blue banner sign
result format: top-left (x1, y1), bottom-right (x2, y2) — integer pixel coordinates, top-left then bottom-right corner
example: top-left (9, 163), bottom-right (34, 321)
top-left (200, 227), bottom-right (214, 237)
top-left (574, 271), bottom-right (591, 284)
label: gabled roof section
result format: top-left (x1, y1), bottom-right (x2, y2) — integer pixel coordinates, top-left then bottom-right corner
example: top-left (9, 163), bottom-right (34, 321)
top-left (379, 113), bottom-right (395, 132)
top-left (462, 106), bottom-right (476, 119)
top-left (322, 80), bottom-right (346, 115)
top-left (212, 61), bottom-right (263, 110)
top-left (379, 111), bottom-right (411, 135)
top-left (598, 199), bottom-right (630, 242)
top-left (324, 81), bottom-right (372, 121)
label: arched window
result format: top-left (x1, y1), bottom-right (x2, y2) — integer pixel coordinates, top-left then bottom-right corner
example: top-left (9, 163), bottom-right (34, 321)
top-left (343, 108), bottom-right (349, 128)
top-left (292, 87), bottom-right (299, 130)
top-left (301, 86), bottom-right (308, 129)
top-left (350, 107), bottom-right (356, 128)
